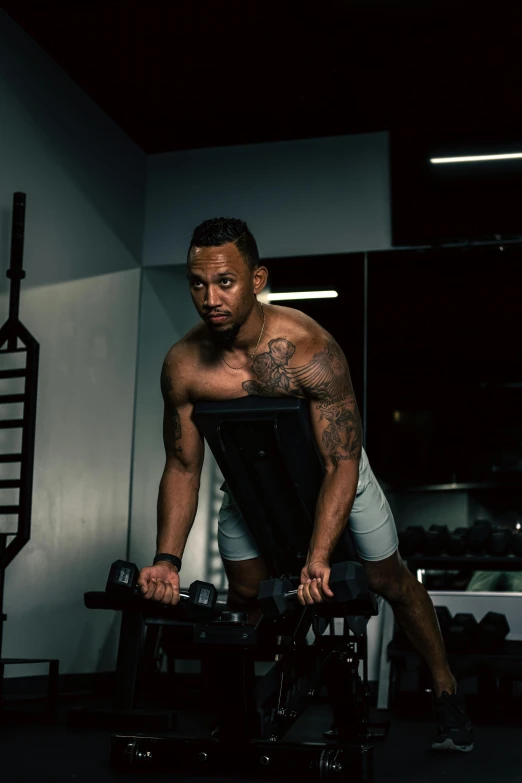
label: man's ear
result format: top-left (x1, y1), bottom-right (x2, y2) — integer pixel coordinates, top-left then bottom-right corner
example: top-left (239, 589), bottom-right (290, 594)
top-left (253, 265), bottom-right (268, 295)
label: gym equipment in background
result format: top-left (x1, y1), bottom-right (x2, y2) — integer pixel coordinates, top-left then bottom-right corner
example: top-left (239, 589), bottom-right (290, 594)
top-left (399, 519), bottom-right (522, 568)
top-left (0, 193), bottom-right (58, 713)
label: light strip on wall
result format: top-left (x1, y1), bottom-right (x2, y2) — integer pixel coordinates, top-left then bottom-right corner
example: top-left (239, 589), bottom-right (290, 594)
top-left (431, 152), bottom-right (522, 164)
top-left (267, 290), bottom-right (339, 302)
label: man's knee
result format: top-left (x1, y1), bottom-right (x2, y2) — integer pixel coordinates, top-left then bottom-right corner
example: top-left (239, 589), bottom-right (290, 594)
top-left (362, 551), bottom-right (412, 603)
top-left (222, 555), bottom-right (270, 608)
top-left (228, 581), bottom-right (261, 608)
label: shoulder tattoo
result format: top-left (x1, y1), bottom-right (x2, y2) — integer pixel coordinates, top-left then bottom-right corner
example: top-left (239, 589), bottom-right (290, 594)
top-left (243, 338), bottom-right (361, 462)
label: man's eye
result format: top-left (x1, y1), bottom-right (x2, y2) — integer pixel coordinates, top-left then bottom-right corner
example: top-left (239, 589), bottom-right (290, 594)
top-left (192, 281), bottom-right (203, 289)
top-left (221, 278), bottom-right (232, 286)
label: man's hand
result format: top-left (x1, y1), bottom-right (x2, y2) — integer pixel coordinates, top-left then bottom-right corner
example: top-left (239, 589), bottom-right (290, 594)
top-left (138, 562), bottom-right (180, 605)
top-left (297, 559), bottom-right (335, 606)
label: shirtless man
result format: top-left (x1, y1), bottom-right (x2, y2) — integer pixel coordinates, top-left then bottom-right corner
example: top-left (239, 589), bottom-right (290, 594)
top-left (137, 217), bottom-right (473, 752)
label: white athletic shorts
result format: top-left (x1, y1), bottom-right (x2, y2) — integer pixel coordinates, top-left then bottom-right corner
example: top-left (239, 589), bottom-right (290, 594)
top-left (217, 448), bottom-right (398, 563)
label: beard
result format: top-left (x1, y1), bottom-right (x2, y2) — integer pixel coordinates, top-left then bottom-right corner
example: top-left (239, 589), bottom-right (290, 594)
top-left (208, 319), bottom-right (243, 348)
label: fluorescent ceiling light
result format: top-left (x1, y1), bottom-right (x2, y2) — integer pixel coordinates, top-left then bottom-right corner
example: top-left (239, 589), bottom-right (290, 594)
top-left (267, 290), bottom-right (338, 302)
top-left (431, 152), bottom-right (522, 164)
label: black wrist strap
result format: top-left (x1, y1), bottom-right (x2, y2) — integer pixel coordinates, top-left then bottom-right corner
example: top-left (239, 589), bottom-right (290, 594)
top-left (153, 553), bottom-right (182, 572)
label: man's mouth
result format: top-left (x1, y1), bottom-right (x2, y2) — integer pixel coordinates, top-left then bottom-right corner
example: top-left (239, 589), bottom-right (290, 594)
top-left (206, 313), bottom-right (229, 323)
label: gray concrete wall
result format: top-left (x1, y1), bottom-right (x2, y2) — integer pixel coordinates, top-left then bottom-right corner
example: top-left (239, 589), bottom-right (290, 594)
top-left (0, 12), bottom-right (145, 288)
top-left (3, 271), bottom-right (141, 677)
top-left (143, 132), bottom-right (391, 267)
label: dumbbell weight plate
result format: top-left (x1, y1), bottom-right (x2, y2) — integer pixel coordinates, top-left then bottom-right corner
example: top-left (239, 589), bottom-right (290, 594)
top-left (426, 525), bottom-right (450, 556)
top-left (329, 561), bottom-right (368, 602)
top-left (398, 526), bottom-right (426, 557)
top-left (511, 532), bottom-right (522, 556)
top-left (447, 528), bottom-right (468, 556)
top-left (423, 528), bottom-right (444, 556)
top-left (258, 577), bottom-right (294, 618)
top-left (467, 520), bottom-right (492, 554)
top-left (106, 560), bottom-right (140, 599)
top-left (446, 613), bottom-right (478, 654)
top-left (476, 611), bottom-right (510, 653)
top-left (187, 580), bottom-right (218, 619)
top-left (488, 529), bottom-right (512, 556)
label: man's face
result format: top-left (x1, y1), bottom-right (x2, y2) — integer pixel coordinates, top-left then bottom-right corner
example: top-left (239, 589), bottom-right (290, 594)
top-left (187, 242), bottom-right (257, 344)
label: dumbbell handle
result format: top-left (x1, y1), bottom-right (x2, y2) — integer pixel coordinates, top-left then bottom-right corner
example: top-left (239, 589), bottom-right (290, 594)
top-left (283, 587), bottom-right (331, 602)
top-left (147, 586), bottom-right (210, 607)
top-left (286, 587), bottom-right (338, 600)
top-left (137, 584), bottom-right (190, 600)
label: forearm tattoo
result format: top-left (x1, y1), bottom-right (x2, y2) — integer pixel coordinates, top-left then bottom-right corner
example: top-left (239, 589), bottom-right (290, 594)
top-left (243, 338), bottom-right (362, 464)
top-left (161, 362), bottom-right (183, 454)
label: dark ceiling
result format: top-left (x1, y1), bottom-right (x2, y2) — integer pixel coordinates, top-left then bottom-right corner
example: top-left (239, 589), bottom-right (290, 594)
top-left (4, 1), bottom-right (522, 154)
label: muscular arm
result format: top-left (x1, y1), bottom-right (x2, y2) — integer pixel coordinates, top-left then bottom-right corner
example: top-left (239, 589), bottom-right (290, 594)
top-left (156, 354), bottom-right (204, 563)
top-left (292, 338), bottom-right (363, 565)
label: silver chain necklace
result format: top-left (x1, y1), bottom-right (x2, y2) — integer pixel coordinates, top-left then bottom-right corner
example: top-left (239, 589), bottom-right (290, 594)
top-left (221, 303), bottom-right (265, 370)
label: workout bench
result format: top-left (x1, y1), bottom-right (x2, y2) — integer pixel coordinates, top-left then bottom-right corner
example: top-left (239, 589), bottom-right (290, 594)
top-left (87, 397), bottom-right (387, 781)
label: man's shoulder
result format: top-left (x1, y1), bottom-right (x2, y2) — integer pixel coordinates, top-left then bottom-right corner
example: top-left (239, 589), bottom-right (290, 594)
top-left (268, 304), bottom-right (330, 356)
top-left (161, 325), bottom-right (209, 399)
top-left (164, 323), bottom-right (207, 366)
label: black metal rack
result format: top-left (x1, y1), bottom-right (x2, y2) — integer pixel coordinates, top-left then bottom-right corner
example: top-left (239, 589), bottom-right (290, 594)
top-left (0, 193), bottom-right (58, 712)
top-left (406, 555), bottom-right (522, 572)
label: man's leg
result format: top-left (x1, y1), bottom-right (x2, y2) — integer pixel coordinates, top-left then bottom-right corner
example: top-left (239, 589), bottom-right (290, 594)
top-left (361, 549), bottom-right (473, 751)
top-left (361, 550), bottom-right (455, 697)
top-left (348, 454), bottom-right (472, 751)
top-left (217, 486), bottom-right (270, 622)
top-left (222, 556), bottom-right (271, 623)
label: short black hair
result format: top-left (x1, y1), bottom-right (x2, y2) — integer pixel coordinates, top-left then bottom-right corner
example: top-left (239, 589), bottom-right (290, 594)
top-left (188, 217), bottom-right (259, 271)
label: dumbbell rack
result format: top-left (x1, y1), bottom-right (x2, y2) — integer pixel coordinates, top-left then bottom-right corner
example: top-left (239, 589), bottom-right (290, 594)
top-left (377, 520), bottom-right (522, 711)
top-left (384, 529), bottom-right (522, 710)
top-left (0, 193), bottom-right (58, 713)
top-left (406, 555), bottom-right (522, 571)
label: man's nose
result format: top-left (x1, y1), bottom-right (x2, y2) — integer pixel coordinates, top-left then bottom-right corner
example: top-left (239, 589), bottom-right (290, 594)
top-left (205, 286), bottom-right (222, 308)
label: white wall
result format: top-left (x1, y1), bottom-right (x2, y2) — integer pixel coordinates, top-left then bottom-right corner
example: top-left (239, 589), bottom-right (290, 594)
top-left (143, 132), bottom-right (391, 267)
top-left (130, 268), bottom-right (222, 587)
top-left (3, 271), bottom-right (140, 677)
top-left (0, 14), bottom-right (146, 676)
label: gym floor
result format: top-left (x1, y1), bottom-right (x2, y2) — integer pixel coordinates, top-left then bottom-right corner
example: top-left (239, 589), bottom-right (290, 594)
top-left (1, 692), bottom-right (521, 783)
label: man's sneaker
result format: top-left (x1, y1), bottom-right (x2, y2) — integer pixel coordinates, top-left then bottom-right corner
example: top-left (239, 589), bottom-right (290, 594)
top-left (432, 690), bottom-right (473, 752)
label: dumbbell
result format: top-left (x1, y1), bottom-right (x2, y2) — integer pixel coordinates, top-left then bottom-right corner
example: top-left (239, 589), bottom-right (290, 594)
top-left (447, 528), bottom-right (468, 556)
top-left (466, 519), bottom-right (492, 554)
top-left (445, 613), bottom-right (478, 653)
top-left (106, 560), bottom-right (218, 620)
top-left (476, 611), bottom-right (510, 654)
top-left (257, 561), bottom-right (368, 619)
top-left (511, 531), bottom-right (522, 557)
top-left (487, 528), bottom-right (512, 556)
top-left (423, 525), bottom-right (450, 556)
top-left (398, 526), bottom-right (426, 557)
